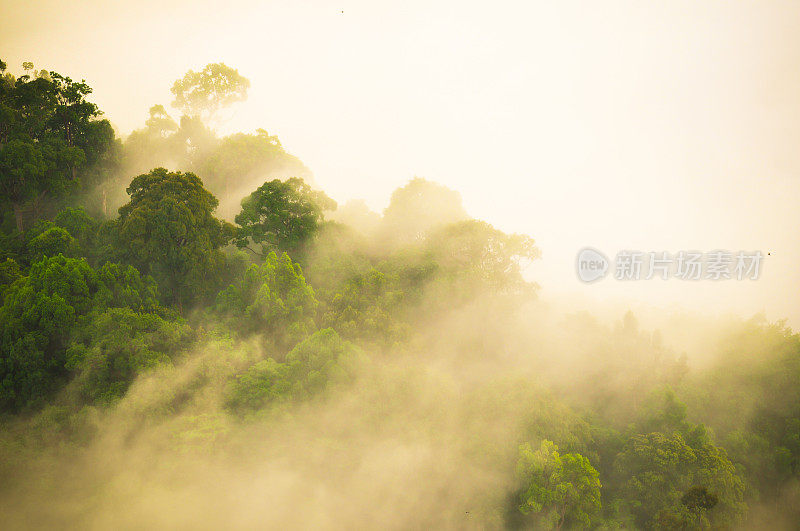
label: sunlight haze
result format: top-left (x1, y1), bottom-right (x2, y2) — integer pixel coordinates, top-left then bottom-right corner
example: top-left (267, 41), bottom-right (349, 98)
top-left (3, 0), bottom-right (798, 324)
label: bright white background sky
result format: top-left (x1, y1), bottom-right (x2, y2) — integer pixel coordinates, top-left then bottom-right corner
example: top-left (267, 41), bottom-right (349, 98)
top-left (3, 0), bottom-right (799, 325)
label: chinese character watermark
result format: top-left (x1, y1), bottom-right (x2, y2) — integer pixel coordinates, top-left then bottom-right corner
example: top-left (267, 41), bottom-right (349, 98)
top-left (576, 247), bottom-right (764, 283)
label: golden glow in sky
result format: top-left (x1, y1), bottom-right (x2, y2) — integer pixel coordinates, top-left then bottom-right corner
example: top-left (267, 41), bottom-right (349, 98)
top-left (2, 0), bottom-right (799, 324)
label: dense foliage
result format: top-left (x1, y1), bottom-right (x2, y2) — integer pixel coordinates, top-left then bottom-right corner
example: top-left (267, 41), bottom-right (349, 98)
top-left (0, 59), bottom-right (797, 529)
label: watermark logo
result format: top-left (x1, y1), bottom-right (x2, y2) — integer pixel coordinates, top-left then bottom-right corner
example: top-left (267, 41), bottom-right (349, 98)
top-left (577, 248), bottom-right (764, 283)
top-left (576, 247), bottom-right (610, 283)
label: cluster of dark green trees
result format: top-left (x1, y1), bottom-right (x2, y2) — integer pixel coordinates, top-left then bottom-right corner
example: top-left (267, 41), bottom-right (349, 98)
top-left (1, 60), bottom-right (798, 529)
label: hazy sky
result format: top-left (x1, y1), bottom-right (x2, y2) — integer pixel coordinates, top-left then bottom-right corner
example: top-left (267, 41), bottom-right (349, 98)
top-left (2, 0), bottom-right (799, 325)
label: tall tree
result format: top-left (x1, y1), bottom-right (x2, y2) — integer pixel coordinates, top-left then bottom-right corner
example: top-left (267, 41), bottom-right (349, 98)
top-left (0, 62), bottom-right (115, 231)
top-left (122, 106), bottom-right (215, 179)
top-left (379, 177), bottom-right (469, 247)
top-left (516, 440), bottom-right (602, 529)
top-left (426, 220), bottom-right (540, 295)
top-left (235, 177), bottom-right (336, 257)
top-left (170, 63), bottom-right (250, 123)
top-left (612, 432), bottom-right (746, 528)
top-left (200, 129), bottom-right (311, 204)
top-left (0, 255), bottom-right (162, 411)
top-left (215, 251), bottom-right (318, 349)
top-left (115, 168), bottom-right (234, 311)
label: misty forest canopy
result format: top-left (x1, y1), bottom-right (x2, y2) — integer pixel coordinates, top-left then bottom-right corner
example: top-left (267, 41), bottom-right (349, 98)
top-left (0, 59), bottom-right (798, 530)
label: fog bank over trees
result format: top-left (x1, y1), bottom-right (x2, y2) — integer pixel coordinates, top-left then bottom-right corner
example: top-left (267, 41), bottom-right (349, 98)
top-left (0, 59), bottom-right (797, 530)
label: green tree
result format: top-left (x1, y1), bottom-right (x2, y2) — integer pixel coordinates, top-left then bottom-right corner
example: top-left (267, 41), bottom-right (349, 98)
top-left (26, 225), bottom-right (76, 260)
top-left (53, 207), bottom-right (95, 239)
top-left (426, 220), bottom-right (540, 295)
top-left (122, 104), bottom-right (189, 175)
top-left (0, 258), bottom-right (20, 297)
top-left (0, 255), bottom-right (161, 411)
top-left (0, 65), bottom-right (115, 231)
top-left (636, 389), bottom-right (710, 448)
top-left (65, 307), bottom-right (193, 404)
top-left (227, 328), bottom-right (362, 412)
top-left (379, 177), bottom-right (469, 248)
top-left (144, 104), bottom-right (178, 137)
top-left (215, 251), bottom-right (317, 348)
top-left (689, 318), bottom-right (800, 512)
top-left (170, 63), bottom-right (250, 123)
top-left (321, 267), bottom-right (411, 347)
top-left (51, 207), bottom-right (102, 259)
top-left (612, 432), bottom-right (746, 528)
top-left (200, 129), bottom-right (311, 203)
top-left (48, 72), bottom-right (116, 184)
top-left (515, 439), bottom-right (602, 529)
top-left (235, 177), bottom-right (336, 256)
top-left (0, 138), bottom-right (83, 232)
top-left (115, 168), bottom-right (234, 311)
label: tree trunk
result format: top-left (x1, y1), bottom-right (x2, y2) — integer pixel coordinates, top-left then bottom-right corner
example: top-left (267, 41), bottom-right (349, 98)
top-left (13, 203), bottom-right (24, 233)
top-left (556, 503), bottom-right (567, 530)
top-left (32, 190), bottom-right (47, 221)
